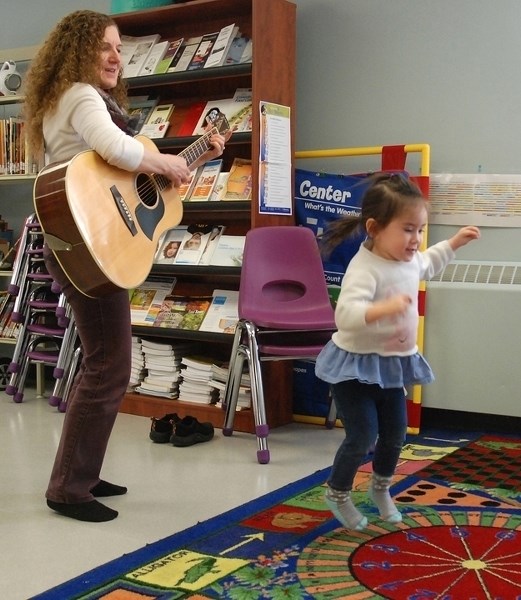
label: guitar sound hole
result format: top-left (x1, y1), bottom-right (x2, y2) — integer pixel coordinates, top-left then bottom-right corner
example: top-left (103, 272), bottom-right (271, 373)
top-left (136, 173), bottom-right (158, 208)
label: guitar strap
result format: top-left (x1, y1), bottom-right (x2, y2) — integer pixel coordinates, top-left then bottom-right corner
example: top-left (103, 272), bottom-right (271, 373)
top-left (95, 87), bottom-right (141, 136)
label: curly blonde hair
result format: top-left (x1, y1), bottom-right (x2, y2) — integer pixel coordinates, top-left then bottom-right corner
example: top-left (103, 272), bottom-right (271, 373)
top-left (23, 10), bottom-right (128, 157)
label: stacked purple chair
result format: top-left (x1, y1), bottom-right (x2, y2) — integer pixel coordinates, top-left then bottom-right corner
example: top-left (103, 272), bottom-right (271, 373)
top-left (5, 214), bottom-right (79, 409)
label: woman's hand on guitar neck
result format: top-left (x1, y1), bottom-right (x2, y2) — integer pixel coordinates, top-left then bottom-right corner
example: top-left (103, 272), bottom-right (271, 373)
top-left (192, 130), bottom-right (230, 169)
top-left (138, 148), bottom-right (192, 186)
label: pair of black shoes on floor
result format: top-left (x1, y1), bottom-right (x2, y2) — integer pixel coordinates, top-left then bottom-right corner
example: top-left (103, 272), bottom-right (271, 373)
top-left (149, 413), bottom-right (214, 447)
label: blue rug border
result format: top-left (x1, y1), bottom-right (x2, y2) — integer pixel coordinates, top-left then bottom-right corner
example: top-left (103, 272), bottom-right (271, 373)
top-left (31, 466), bottom-right (332, 599)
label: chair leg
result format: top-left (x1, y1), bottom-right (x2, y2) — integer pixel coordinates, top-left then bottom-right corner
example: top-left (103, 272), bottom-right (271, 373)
top-left (50, 346), bottom-right (81, 413)
top-left (222, 346), bottom-right (246, 436)
top-left (325, 391), bottom-right (337, 429)
top-left (243, 322), bottom-right (270, 464)
top-left (222, 321), bottom-right (244, 412)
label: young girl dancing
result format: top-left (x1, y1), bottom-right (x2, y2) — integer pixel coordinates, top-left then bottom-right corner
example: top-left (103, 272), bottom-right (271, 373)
top-left (316, 173), bottom-right (480, 530)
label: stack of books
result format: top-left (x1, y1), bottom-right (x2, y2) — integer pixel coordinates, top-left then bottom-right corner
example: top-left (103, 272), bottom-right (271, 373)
top-left (178, 355), bottom-right (220, 404)
top-left (128, 336), bottom-right (146, 390)
top-left (210, 363), bottom-right (251, 410)
top-left (135, 340), bottom-right (197, 399)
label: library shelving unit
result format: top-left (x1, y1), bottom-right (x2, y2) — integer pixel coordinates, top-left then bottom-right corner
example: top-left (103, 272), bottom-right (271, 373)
top-left (0, 95), bottom-right (34, 182)
top-left (113, 0), bottom-right (296, 432)
top-left (0, 95), bottom-right (35, 387)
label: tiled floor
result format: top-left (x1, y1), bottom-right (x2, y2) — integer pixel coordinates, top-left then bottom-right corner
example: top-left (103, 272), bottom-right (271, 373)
top-left (0, 388), bottom-right (342, 599)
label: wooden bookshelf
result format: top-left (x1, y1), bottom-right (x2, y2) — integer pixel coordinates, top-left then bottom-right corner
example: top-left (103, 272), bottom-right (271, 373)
top-left (113, 0), bottom-right (296, 428)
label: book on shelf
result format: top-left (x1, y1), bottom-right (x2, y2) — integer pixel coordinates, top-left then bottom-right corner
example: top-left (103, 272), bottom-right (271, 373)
top-left (139, 103), bottom-right (175, 139)
top-left (178, 167), bottom-right (202, 201)
top-left (173, 223), bottom-right (223, 266)
top-left (127, 98), bottom-right (159, 134)
top-left (204, 24), bottom-right (239, 69)
top-left (209, 235), bottom-right (246, 267)
top-left (134, 384), bottom-right (178, 399)
top-left (154, 38), bottom-right (184, 74)
top-left (224, 35), bottom-right (251, 65)
top-left (178, 355), bottom-right (218, 404)
top-left (239, 38), bottom-right (253, 64)
top-left (210, 378), bottom-right (251, 409)
top-left (140, 338), bottom-right (195, 353)
top-left (120, 34), bottom-right (152, 71)
top-left (188, 159), bottom-right (223, 202)
top-left (139, 40), bottom-right (169, 76)
top-left (154, 226), bottom-right (188, 264)
top-left (178, 388), bottom-right (218, 405)
top-left (0, 298), bottom-right (20, 339)
top-left (198, 225), bottom-right (225, 265)
top-left (142, 346), bottom-right (183, 358)
top-left (199, 289), bottom-right (239, 334)
top-left (175, 100), bottom-right (207, 137)
top-left (221, 158), bottom-right (253, 201)
top-left (0, 117), bottom-right (39, 175)
top-left (192, 88), bottom-right (252, 136)
top-left (153, 295), bottom-right (212, 330)
top-left (0, 294), bottom-right (14, 338)
top-left (209, 172), bottom-right (229, 202)
top-left (187, 31), bottom-right (220, 70)
top-left (211, 363), bottom-right (251, 409)
top-left (171, 36), bottom-right (202, 72)
top-left (139, 379), bottom-right (178, 393)
top-left (122, 34), bottom-right (161, 78)
top-left (129, 280), bottom-right (175, 325)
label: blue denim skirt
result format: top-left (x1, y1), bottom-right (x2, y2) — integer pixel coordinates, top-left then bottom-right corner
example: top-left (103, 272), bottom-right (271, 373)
top-left (315, 340), bottom-right (434, 389)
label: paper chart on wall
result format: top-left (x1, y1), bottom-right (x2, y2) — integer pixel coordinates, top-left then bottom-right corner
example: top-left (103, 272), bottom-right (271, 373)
top-left (429, 173), bottom-right (521, 227)
top-left (258, 101), bottom-right (292, 215)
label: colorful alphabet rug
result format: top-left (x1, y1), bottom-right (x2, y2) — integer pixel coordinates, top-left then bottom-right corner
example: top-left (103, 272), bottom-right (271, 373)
top-left (34, 430), bottom-right (521, 599)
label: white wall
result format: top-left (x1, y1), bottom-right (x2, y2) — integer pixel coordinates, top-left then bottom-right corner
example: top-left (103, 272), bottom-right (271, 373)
top-left (3, 0), bottom-right (521, 174)
top-left (0, 0), bottom-right (109, 49)
top-left (294, 0), bottom-right (521, 175)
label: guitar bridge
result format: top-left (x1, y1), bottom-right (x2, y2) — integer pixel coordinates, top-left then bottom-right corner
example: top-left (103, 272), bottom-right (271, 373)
top-left (110, 185), bottom-right (138, 236)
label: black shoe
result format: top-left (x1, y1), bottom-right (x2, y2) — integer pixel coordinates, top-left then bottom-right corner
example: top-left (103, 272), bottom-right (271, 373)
top-left (47, 499), bottom-right (118, 522)
top-left (170, 416), bottom-right (214, 447)
top-left (149, 413), bottom-right (180, 443)
top-left (91, 480), bottom-right (127, 497)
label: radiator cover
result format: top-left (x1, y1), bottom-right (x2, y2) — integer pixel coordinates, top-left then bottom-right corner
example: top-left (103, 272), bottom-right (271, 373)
top-left (423, 260), bottom-right (521, 417)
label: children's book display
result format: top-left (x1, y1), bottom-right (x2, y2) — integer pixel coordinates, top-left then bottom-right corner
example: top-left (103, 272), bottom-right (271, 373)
top-left (192, 88), bottom-right (252, 136)
top-left (199, 289), bottom-right (239, 334)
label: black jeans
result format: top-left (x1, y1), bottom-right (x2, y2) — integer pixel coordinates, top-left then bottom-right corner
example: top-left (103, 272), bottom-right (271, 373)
top-left (44, 246), bottom-right (131, 503)
top-left (328, 379), bottom-right (407, 492)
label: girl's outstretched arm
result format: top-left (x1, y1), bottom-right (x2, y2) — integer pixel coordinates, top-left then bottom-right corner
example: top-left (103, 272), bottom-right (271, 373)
top-left (448, 225), bottom-right (480, 251)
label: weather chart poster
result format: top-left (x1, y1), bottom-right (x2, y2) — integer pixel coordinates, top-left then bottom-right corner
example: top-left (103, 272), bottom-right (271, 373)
top-left (294, 169), bottom-right (373, 290)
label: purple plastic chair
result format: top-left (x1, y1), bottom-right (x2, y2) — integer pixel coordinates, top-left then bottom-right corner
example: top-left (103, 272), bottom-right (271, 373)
top-left (222, 226), bottom-right (337, 464)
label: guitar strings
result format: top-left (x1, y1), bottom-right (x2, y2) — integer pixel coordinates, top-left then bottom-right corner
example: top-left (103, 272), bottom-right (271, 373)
top-left (135, 125), bottom-right (225, 201)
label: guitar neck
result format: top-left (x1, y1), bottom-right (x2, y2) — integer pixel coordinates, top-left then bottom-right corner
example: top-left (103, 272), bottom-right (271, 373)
top-left (179, 127), bottom-right (218, 170)
top-left (152, 123), bottom-right (225, 192)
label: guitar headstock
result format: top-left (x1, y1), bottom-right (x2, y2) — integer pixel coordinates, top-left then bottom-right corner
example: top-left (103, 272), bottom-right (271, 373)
top-left (214, 111), bottom-right (230, 135)
top-left (205, 110), bottom-right (230, 137)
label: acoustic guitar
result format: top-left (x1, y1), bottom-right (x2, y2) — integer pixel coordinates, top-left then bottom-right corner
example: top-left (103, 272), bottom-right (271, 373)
top-left (34, 115), bottom-right (229, 297)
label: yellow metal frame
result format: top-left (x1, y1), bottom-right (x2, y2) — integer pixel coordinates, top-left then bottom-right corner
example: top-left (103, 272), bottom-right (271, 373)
top-left (294, 143), bottom-right (430, 434)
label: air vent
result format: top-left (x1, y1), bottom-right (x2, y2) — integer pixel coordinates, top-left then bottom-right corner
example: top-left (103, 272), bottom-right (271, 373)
top-left (430, 261), bottom-right (521, 285)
